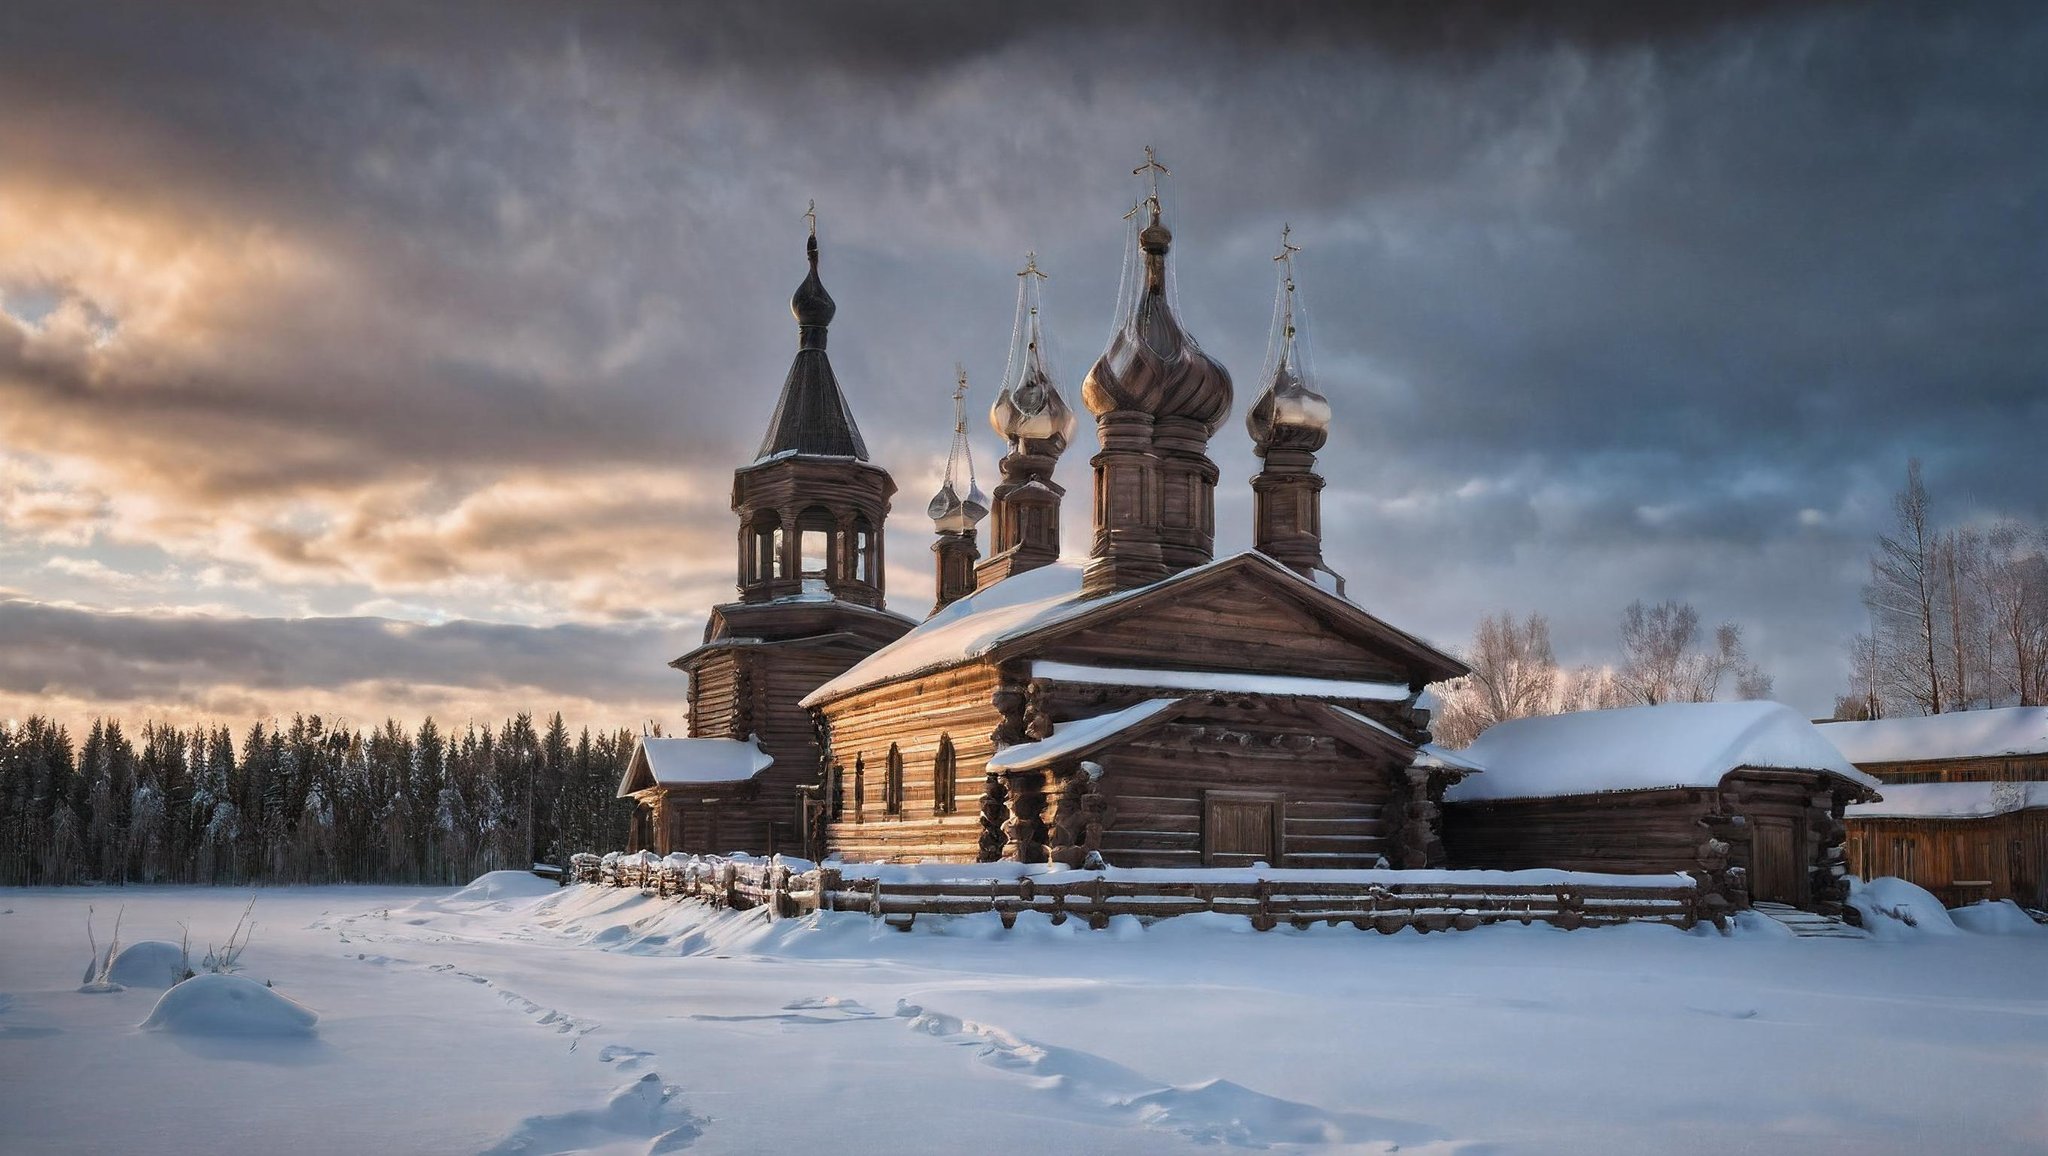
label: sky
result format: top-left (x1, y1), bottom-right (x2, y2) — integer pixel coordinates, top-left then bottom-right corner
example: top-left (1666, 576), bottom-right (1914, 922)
top-left (1, 0), bottom-right (2044, 737)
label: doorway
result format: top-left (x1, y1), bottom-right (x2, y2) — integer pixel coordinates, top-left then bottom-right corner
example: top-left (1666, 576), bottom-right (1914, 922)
top-left (1204, 791), bottom-right (1283, 867)
top-left (1750, 817), bottom-right (1805, 905)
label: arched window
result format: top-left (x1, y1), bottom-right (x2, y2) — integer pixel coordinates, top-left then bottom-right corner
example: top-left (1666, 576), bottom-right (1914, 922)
top-left (884, 744), bottom-right (904, 816)
top-left (852, 755), bottom-right (866, 823)
top-left (932, 735), bottom-right (956, 815)
top-left (798, 506), bottom-right (835, 590)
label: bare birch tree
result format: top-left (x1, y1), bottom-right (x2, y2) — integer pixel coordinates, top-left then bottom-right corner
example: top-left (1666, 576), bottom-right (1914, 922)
top-left (1864, 459), bottom-right (1945, 713)
top-left (1615, 600), bottom-right (1772, 705)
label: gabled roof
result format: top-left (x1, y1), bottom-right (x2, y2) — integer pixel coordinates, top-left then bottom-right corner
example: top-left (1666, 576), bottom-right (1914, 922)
top-left (1818, 706), bottom-right (2048, 766)
top-left (1444, 701), bottom-right (1880, 803)
top-left (985, 698), bottom-right (1184, 773)
top-left (616, 737), bottom-right (774, 798)
top-left (1848, 780), bottom-right (2048, 820)
top-left (800, 551), bottom-right (1465, 707)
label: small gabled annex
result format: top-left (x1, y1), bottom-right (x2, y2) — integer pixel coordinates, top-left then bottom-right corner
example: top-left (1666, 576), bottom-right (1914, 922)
top-left (1440, 702), bottom-right (1881, 917)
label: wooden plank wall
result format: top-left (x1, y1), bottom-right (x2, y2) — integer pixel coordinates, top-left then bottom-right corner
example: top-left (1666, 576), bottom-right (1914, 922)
top-left (1860, 753), bottom-right (2048, 784)
top-left (1096, 713), bottom-right (1400, 869)
top-left (1037, 574), bottom-right (1411, 683)
top-left (822, 664), bottom-right (1004, 863)
top-left (1847, 810), bottom-right (2048, 908)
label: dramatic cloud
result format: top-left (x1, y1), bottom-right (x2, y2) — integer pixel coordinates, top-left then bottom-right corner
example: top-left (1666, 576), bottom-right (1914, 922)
top-left (0, 0), bottom-right (2042, 726)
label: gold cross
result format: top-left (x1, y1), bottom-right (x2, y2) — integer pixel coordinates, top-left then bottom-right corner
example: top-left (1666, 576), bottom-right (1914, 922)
top-left (954, 363), bottom-right (969, 402)
top-left (1133, 145), bottom-right (1170, 204)
top-left (1018, 251), bottom-right (1048, 280)
top-left (804, 199), bottom-right (817, 237)
top-left (1274, 223), bottom-right (1302, 266)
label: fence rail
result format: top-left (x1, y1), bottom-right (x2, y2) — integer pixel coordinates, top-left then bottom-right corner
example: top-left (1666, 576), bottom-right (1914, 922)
top-left (569, 852), bottom-right (1699, 933)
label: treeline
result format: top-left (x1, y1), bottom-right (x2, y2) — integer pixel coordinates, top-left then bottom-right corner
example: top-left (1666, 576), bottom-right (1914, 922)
top-left (0, 712), bottom-right (637, 887)
top-left (1432, 599), bottom-right (1773, 748)
top-left (1844, 460), bottom-right (2048, 718)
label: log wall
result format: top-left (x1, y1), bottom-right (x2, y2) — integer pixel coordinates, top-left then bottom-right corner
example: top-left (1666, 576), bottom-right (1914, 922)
top-left (821, 663), bottom-right (1006, 863)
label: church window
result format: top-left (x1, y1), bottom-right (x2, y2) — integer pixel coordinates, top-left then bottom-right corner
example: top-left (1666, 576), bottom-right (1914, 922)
top-left (748, 514), bottom-right (782, 583)
top-left (853, 755), bottom-right (866, 823)
top-left (933, 735), bottom-right (956, 814)
top-left (884, 744), bottom-right (904, 816)
top-left (827, 764), bottom-right (843, 820)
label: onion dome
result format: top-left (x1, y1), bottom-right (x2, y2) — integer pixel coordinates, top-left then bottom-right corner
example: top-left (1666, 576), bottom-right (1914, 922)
top-left (1247, 225), bottom-right (1331, 454)
top-left (791, 233), bottom-right (836, 334)
top-left (989, 253), bottom-right (1079, 452)
top-left (1082, 149), bottom-right (1232, 429)
top-left (929, 369), bottom-right (990, 533)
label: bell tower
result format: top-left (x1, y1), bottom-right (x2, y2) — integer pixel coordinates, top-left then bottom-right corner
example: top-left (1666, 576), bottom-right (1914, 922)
top-left (732, 214), bottom-right (895, 609)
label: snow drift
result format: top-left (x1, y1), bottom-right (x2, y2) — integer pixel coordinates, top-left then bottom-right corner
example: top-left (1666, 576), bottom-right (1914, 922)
top-left (140, 973), bottom-right (319, 1037)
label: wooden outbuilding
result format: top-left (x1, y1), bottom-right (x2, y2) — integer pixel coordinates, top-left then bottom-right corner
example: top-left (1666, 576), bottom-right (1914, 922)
top-left (1817, 706), bottom-right (2048, 783)
top-left (1844, 781), bottom-right (2048, 909)
top-left (1441, 702), bottom-right (1882, 917)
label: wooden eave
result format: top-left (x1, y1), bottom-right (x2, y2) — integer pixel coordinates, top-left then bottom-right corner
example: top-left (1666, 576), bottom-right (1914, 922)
top-left (671, 630), bottom-right (892, 672)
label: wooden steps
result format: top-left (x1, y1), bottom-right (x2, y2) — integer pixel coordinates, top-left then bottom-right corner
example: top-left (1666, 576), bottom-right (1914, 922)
top-left (1752, 902), bottom-right (1867, 939)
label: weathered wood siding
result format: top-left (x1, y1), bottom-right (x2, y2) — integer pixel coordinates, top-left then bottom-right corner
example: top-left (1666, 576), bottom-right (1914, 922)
top-left (1092, 703), bottom-right (1403, 869)
top-left (1444, 789), bottom-right (1716, 875)
top-left (1443, 769), bottom-right (1857, 915)
top-left (1856, 753), bottom-right (2048, 784)
top-left (1847, 809), bottom-right (2048, 908)
top-left (822, 663), bottom-right (1005, 863)
top-left (1032, 573), bottom-right (1412, 684)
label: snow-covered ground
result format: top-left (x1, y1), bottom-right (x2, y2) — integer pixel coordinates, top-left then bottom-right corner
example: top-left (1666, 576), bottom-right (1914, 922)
top-left (2, 877), bottom-right (2044, 1155)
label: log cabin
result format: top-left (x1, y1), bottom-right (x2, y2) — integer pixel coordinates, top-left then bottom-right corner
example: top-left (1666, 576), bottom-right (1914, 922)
top-left (621, 167), bottom-right (1475, 868)
top-left (1440, 702), bottom-right (1882, 917)
top-left (1822, 708), bottom-right (2048, 909)
top-left (1843, 781), bottom-right (2048, 909)
top-left (1817, 706), bottom-right (2048, 783)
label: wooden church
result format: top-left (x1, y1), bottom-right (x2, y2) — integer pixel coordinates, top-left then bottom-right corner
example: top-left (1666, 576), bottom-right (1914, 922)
top-left (621, 158), bottom-right (1471, 869)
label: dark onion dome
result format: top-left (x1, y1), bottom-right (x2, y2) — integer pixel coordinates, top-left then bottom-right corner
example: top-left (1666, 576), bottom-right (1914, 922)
top-left (791, 232), bottom-right (836, 331)
top-left (989, 253), bottom-right (1079, 453)
top-left (756, 229), bottom-right (869, 461)
top-left (1081, 197), bottom-right (1232, 430)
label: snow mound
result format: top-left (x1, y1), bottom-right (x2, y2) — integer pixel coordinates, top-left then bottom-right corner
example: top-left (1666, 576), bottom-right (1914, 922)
top-left (1949, 900), bottom-right (2046, 935)
top-left (140, 973), bottom-right (318, 1037)
top-left (481, 1072), bottom-right (704, 1155)
top-left (447, 871), bottom-right (562, 904)
top-left (102, 940), bottom-right (187, 988)
top-left (1847, 876), bottom-right (1959, 937)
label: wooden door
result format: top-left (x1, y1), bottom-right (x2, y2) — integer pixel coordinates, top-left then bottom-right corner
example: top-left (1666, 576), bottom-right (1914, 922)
top-left (1204, 791), bottom-right (1282, 867)
top-left (1751, 818), bottom-right (1803, 904)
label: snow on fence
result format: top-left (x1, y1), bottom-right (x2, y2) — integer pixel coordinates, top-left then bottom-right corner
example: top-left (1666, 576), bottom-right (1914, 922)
top-left (568, 851), bottom-right (1700, 933)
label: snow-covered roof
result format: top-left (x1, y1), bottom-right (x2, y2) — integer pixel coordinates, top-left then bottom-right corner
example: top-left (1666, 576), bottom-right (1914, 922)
top-left (1444, 701), bottom-right (1880, 803)
top-left (616, 737), bottom-right (775, 797)
top-left (1848, 780), bottom-right (2048, 820)
top-left (1032, 661), bottom-right (1410, 702)
top-left (984, 698), bottom-right (1182, 773)
top-left (800, 551), bottom-right (1458, 707)
top-left (1818, 706), bottom-right (2048, 766)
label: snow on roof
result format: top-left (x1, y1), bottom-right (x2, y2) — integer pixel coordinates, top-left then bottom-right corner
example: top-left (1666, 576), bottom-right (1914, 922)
top-left (1413, 742), bottom-right (1484, 775)
top-left (1444, 701), bottom-right (1880, 803)
top-left (984, 698), bottom-right (1182, 772)
top-left (1818, 706), bottom-right (2048, 765)
top-left (802, 561), bottom-right (1089, 706)
top-left (617, 737), bottom-right (775, 797)
top-left (1849, 780), bottom-right (2048, 820)
top-left (1032, 661), bottom-right (1410, 702)
top-left (802, 551), bottom-right (1457, 707)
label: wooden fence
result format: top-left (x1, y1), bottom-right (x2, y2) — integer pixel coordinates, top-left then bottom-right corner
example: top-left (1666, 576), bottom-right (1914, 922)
top-left (570, 852), bottom-right (1700, 933)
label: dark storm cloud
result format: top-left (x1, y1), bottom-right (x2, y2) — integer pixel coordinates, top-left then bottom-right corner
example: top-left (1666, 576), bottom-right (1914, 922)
top-left (0, 0), bottom-right (2042, 715)
top-left (0, 598), bottom-right (678, 705)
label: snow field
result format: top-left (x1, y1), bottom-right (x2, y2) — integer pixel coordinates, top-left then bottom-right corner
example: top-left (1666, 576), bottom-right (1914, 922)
top-left (0, 879), bottom-right (2043, 1155)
